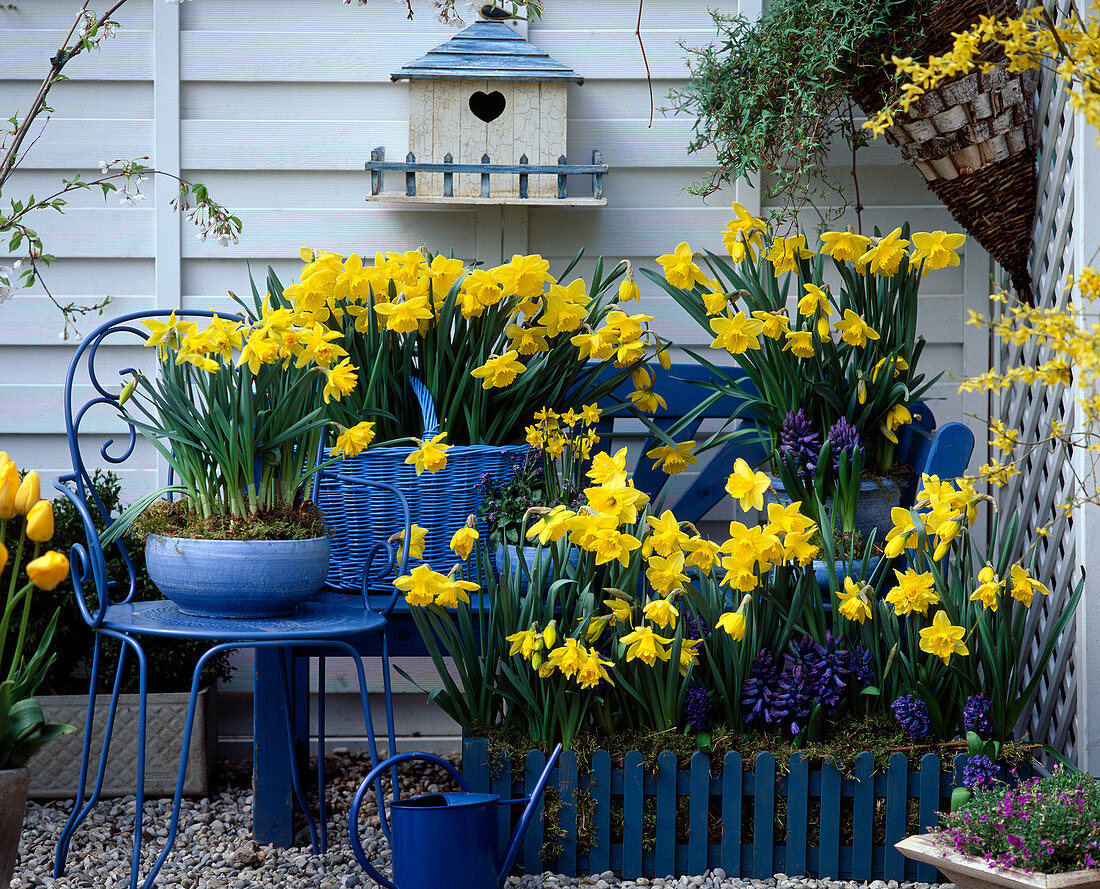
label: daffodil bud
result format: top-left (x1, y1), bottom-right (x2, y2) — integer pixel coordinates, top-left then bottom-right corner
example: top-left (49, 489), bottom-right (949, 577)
top-left (542, 619), bottom-right (557, 649)
top-left (657, 347), bottom-right (671, 370)
top-left (26, 499), bottom-right (54, 542)
top-left (0, 541), bottom-right (7, 573)
top-left (26, 550), bottom-right (70, 590)
top-left (0, 462), bottom-right (18, 520)
top-left (586, 617), bottom-right (609, 642)
top-left (531, 650), bottom-right (544, 671)
top-left (118, 378), bottom-right (137, 406)
top-left (14, 470), bottom-right (40, 515)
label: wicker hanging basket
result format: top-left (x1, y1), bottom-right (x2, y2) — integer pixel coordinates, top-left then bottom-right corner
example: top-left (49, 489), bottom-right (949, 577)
top-left (851, 0), bottom-right (1037, 297)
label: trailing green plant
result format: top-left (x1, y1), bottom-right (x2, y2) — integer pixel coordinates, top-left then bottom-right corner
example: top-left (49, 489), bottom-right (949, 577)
top-left (669, 0), bottom-right (925, 219)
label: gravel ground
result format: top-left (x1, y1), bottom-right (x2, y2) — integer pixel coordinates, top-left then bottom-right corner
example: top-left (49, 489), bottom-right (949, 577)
top-left (11, 751), bottom-right (956, 889)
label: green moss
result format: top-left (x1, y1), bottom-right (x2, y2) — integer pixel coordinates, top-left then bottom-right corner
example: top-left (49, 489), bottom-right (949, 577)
top-left (132, 499), bottom-right (326, 542)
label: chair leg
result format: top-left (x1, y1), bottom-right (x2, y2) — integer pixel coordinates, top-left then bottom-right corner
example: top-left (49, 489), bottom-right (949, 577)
top-left (344, 639), bottom-right (393, 842)
top-left (277, 646), bottom-right (320, 853)
top-left (54, 634), bottom-right (138, 879)
top-left (53, 634), bottom-right (106, 877)
top-left (128, 637), bottom-right (150, 889)
top-left (141, 642), bottom-right (229, 889)
top-left (317, 654), bottom-right (327, 853)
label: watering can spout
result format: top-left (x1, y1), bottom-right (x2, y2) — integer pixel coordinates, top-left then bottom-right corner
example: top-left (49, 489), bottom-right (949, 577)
top-left (497, 743), bottom-right (563, 889)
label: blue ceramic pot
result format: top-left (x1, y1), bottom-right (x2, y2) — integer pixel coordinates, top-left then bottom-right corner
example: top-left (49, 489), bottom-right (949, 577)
top-left (145, 534), bottom-right (330, 618)
top-left (494, 543), bottom-right (580, 592)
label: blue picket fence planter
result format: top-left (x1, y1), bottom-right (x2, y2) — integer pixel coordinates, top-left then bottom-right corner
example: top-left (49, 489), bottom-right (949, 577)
top-left (462, 738), bottom-right (977, 882)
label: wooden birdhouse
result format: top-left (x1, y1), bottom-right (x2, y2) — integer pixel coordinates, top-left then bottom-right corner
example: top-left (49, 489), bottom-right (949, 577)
top-left (367, 18), bottom-right (606, 205)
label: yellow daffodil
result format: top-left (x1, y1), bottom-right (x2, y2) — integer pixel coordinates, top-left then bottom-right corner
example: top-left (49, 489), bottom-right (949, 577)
top-left (881, 403), bottom-right (912, 444)
top-left (835, 310), bottom-right (881, 348)
top-left (684, 536), bottom-right (721, 574)
top-left (450, 521), bottom-right (480, 561)
top-left (526, 505), bottom-right (575, 545)
top-left (642, 596), bottom-right (679, 629)
top-left (725, 458), bottom-right (771, 512)
top-left (885, 568), bottom-right (940, 616)
top-left (620, 626), bottom-right (673, 666)
top-left (646, 551), bottom-right (689, 595)
top-left (767, 234), bottom-right (814, 276)
top-left (646, 440), bottom-right (698, 476)
top-left (910, 231), bottom-right (965, 274)
top-left (406, 432), bottom-right (450, 475)
top-left (919, 610), bottom-right (969, 665)
top-left (471, 350), bottom-right (527, 389)
top-left (604, 596), bottom-right (633, 626)
top-left (656, 241), bottom-right (706, 289)
top-left (837, 577), bottom-right (873, 624)
top-left (1009, 564), bottom-right (1050, 607)
top-left (722, 202), bottom-right (767, 262)
top-left (716, 607), bottom-right (748, 640)
top-left (709, 311), bottom-right (763, 354)
top-left (434, 576), bottom-right (478, 609)
top-left (588, 447), bottom-right (628, 486)
top-left (322, 359), bottom-right (359, 403)
top-left (373, 294), bottom-right (433, 332)
top-left (970, 565), bottom-right (1001, 611)
top-left (333, 421), bottom-right (376, 457)
top-left (783, 330), bottom-right (815, 358)
top-left (390, 524), bottom-right (429, 561)
top-left (857, 228), bottom-right (909, 276)
top-left (819, 230), bottom-right (872, 263)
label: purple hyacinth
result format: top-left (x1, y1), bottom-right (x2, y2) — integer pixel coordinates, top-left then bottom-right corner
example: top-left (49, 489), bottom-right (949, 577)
top-left (962, 754), bottom-right (1001, 790)
top-left (815, 632), bottom-right (851, 708)
top-left (963, 694), bottom-right (993, 737)
top-left (682, 682), bottom-right (713, 732)
top-left (787, 635), bottom-right (823, 674)
top-left (741, 649), bottom-right (781, 726)
top-left (750, 649), bottom-right (781, 684)
top-left (779, 409), bottom-right (822, 484)
top-left (684, 609), bottom-right (709, 641)
top-left (772, 664), bottom-right (816, 735)
top-left (827, 417), bottom-right (865, 471)
top-left (851, 645), bottom-right (874, 689)
top-left (892, 695), bottom-right (931, 739)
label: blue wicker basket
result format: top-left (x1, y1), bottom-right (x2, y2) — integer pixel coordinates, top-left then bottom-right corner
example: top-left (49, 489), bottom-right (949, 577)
top-left (316, 378), bottom-right (529, 590)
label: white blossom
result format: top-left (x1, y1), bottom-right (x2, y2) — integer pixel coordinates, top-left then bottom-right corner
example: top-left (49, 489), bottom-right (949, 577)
top-left (0, 281), bottom-right (11, 307)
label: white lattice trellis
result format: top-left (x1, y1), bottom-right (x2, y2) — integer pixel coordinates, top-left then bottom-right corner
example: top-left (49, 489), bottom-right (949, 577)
top-left (991, 0), bottom-right (1080, 761)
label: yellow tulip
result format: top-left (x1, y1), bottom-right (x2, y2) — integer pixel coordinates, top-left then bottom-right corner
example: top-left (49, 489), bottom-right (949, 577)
top-left (26, 550), bottom-right (70, 590)
top-left (14, 470), bottom-right (40, 515)
top-left (25, 499), bottom-right (54, 542)
top-left (0, 541), bottom-right (7, 572)
top-left (0, 461), bottom-right (19, 520)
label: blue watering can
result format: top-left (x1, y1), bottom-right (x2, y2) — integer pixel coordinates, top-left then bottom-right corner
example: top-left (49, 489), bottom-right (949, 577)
top-left (349, 744), bottom-right (563, 889)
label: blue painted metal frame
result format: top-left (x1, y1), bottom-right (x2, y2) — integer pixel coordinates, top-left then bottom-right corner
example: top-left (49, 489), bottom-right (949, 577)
top-left (51, 310), bottom-right (404, 886)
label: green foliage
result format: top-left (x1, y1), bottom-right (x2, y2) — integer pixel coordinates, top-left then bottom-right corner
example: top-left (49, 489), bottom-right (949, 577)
top-left (670, 0), bottom-right (925, 215)
top-left (13, 470), bottom-right (233, 695)
top-left (940, 768), bottom-right (1100, 873)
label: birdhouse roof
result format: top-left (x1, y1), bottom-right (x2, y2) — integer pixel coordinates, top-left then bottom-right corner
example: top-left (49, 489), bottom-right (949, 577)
top-left (392, 21), bottom-right (583, 84)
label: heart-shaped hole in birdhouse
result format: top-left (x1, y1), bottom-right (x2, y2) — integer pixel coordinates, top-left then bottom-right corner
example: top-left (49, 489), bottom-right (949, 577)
top-left (469, 90), bottom-right (506, 123)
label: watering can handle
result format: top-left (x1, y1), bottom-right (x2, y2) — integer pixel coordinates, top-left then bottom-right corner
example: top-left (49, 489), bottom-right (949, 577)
top-left (497, 743), bottom-right (563, 887)
top-left (349, 751), bottom-right (471, 889)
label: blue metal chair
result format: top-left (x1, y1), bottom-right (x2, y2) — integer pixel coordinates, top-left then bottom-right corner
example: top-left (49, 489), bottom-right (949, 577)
top-left (594, 362), bottom-right (976, 519)
top-left (50, 311), bottom-right (404, 889)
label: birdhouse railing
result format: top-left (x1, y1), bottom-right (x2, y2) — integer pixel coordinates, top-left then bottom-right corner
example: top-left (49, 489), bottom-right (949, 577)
top-left (365, 147), bottom-right (608, 204)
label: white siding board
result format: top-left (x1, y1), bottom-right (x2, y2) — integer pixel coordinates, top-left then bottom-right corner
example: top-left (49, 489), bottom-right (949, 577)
top-left (0, 1), bottom-right (153, 30)
top-left (5, 32), bottom-right (152, 79)
top-left (181, 82), bottom-right (407, 120)
top-left (0, 81), bottom-right (152, 117)
top-left (12, 119), bottom-right (154, 169)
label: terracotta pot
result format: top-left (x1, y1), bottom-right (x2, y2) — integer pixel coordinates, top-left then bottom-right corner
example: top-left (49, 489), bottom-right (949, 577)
top-left (895, 833), bottom-right (1100, 889)
top-left (0, 766), bottom-right (30, 887)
